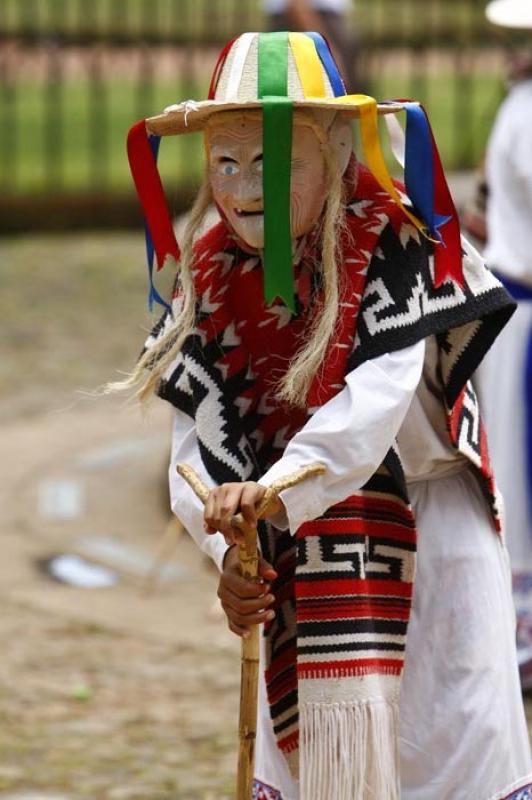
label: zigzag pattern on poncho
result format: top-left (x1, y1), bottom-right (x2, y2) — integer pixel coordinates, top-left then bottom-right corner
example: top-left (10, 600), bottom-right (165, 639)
top-left (148, 165), bottom-right (514, 779)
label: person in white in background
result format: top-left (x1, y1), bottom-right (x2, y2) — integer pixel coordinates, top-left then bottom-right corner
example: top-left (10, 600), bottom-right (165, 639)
top-left (263, 0), bottom-right (366, 91)
top-left (476, 0), bottom-right (532, 682)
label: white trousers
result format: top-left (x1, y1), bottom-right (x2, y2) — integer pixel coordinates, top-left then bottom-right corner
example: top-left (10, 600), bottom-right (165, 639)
top-left (254, 469), bottom-right (532, 800)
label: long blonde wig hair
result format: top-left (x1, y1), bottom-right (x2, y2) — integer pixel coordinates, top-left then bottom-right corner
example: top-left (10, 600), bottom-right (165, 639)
top-left (111, 113), bottom-right (352, 409)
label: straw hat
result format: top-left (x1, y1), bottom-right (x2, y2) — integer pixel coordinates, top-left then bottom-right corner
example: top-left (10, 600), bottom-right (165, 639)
top-left (145, 31), bottom-right (402, 137)
top-left (127, 31), bottom-right (464, 311)
top-left (486, 0), bottom-right (532, 29)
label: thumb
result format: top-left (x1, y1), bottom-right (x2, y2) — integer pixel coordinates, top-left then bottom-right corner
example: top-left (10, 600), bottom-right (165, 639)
top-left (258, 556), bottom-right (278, 581)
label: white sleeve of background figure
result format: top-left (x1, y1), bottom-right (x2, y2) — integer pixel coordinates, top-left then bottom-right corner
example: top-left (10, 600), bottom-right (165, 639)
top-left (259, 339), bottom-right (426, 534)
top-left (169, 409), bottom-right (230, 571)
top-left (509, 102), bottom-right (532, 188)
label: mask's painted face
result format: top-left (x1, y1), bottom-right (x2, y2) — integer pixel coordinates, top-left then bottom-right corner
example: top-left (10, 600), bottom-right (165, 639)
top-left (206, 112), bottom-right (328, 250)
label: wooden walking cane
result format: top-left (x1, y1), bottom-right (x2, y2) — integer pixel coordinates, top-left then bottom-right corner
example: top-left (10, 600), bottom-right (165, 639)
top-left (176, 461), bottom-right (325, 800)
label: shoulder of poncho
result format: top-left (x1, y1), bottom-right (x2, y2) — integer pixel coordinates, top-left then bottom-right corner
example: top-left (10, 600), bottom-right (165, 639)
top-left (342, 167), bottom-right (417, 284)
top-left (348, 210), bottom-right (514, 410)
top-left (344, 168), bottom-right (412, 250)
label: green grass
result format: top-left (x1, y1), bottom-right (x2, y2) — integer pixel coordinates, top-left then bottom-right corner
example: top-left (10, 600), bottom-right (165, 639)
top-left (0, 231), bottom-right (149, 419)
top-left (1, 68), bottom-right (504, 197)
top-left (1, 78), bottom-right (205, 193)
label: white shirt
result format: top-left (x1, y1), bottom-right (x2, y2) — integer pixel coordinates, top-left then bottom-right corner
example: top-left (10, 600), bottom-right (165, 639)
top-left (263, 0), bottom-right (348, 14)
top-left (169, 337), bottom-right (467, 568)
top-left (485, 79), bottom-right (532, 287)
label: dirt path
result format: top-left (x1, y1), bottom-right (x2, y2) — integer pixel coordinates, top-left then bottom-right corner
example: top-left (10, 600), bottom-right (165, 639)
top-left (0, 398), bottom-right (241, 799)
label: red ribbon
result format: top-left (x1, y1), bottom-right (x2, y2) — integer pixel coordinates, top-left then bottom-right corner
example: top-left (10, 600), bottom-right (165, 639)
top-left (394, 98), bottom-right (464, 289)
top-left (127, 119), bottom-right (179, 270)
top-left (427, 117), bottom-right (464, 289)
top-left (208, 37), bottom-right (237, 99)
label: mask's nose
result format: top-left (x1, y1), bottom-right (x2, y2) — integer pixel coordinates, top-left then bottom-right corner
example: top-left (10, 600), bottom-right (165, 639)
top-left (232, 170), bottom-right (263, 209)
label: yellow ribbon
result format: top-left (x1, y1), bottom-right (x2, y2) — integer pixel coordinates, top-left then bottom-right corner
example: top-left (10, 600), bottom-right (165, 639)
top-left (289, 32), bottom-right (326, 98)
top-left (264, 36), bottom-right (425, 236)
top-left (330, 94), bottom-right (427, 235)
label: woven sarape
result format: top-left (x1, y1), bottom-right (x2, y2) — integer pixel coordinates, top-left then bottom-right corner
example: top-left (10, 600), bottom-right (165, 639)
top-left (148, 165), bottom-right (515, 798)
top-left (502, 782), bottom-right (532, 800)
top-left (253, 779), bottom-right (283, 800)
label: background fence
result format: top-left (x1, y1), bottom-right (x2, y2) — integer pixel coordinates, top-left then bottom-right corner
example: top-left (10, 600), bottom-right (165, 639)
top-left (0, 0), bottom-right (527, 230)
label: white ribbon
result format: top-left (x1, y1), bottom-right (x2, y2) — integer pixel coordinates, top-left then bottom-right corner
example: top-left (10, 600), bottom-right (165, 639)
top-left (384, 112), bottom-right (406, 169)
top-left (225, 32), bottom-right (256, 102)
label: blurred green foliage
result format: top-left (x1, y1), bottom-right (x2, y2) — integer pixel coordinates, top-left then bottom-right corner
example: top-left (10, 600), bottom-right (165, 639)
top-left (1, 0), bottom-right (261, 41)
top-left (0, 0), bottom-right (518, 217)
top-left (5, 69), bottom-right (503, 196)
top-left (1, 0), bottom-right (512, 45)
top-left (3, 79), bottom-right (204, 192)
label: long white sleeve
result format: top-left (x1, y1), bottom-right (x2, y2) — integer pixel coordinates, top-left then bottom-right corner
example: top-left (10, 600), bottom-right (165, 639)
top-left (259, 340), bottom-right (425, 533)
top-left (169, 409), bottom-right (230, 571)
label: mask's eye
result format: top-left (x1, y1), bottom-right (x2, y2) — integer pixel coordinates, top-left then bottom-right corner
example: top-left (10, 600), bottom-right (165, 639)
top-left (254, 155), bottom-right (263, 173)
top-left (218, 161), bottom-right (239, 177)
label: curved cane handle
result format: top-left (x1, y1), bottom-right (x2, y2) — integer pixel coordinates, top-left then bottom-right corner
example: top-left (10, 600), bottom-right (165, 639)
top-left (175, 461), bottom-right (326, 526)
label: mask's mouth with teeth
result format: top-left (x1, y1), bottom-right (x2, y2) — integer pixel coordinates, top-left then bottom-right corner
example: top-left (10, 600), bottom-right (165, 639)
top-left (235, 207), bottom-right (264, 217)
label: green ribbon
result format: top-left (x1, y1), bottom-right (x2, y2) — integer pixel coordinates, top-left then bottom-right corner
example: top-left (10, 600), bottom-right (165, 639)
top-left (258, 32), bottom-right (295, 312)
top-left (258, 31), bottom-right (289, 97)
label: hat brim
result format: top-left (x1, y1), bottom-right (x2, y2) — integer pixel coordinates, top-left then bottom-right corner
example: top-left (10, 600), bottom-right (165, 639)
top-left (486, 0), bottom-right (532, 28)
top-left (145, 98), bottom-right (405, 137)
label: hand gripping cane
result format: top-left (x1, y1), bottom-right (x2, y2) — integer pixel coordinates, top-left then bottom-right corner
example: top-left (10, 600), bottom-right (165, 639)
top-left (176, 462), bottom-right (326, 800)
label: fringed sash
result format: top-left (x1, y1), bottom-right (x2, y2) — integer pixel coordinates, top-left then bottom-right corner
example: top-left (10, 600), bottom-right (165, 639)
top-left (294, 488), bottom-right (416, 800)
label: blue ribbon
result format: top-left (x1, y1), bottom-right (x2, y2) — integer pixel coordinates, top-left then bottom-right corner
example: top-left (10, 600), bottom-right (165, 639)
top-left (145, 134), bottom-right (172, 313)
top-left (494, 272), bottom-right (532, 303)
top-left (305, 31), bottom-right (346, 96)
top-left (494, 271), bottom-right (532, 526)
top-left (526, 331), bottom-right (532, 526)
top-left (402, 102), bottom-right (450, 241)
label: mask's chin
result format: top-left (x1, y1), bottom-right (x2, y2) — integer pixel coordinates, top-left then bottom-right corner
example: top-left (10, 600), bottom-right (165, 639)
top-left (228, 215), bottom-right (317, 257)
top-left (229, 213), bottom-right (265, 251)
top-left (223, 207), bottom-right (321, 254)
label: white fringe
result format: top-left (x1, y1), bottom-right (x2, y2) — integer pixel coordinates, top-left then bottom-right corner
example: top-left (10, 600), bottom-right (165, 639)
top-left (299, 700), bottom-right (400, 800)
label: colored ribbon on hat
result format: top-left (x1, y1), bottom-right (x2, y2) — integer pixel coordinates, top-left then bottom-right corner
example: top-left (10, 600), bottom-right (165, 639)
top-left (258, 31), bottom-right (295, 312)
top-left (400, 101), bottom-right (464, 288)
top-left (225, 33), bottom-right (255, 101)
top-left (341, 95), bottom-right (428, 236)
top-left (305, 31), bottom-right (346, 96)
top-left (208, 36), bottom-right (237, 100)
top-left (289, 32), bottom-right (327, 98)
top-left (380, 99), bottom-right (464, 287)
top-left (144, 134), bottom-right (172, 312)
top-left (127, 119), bottom-right (179, 312)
